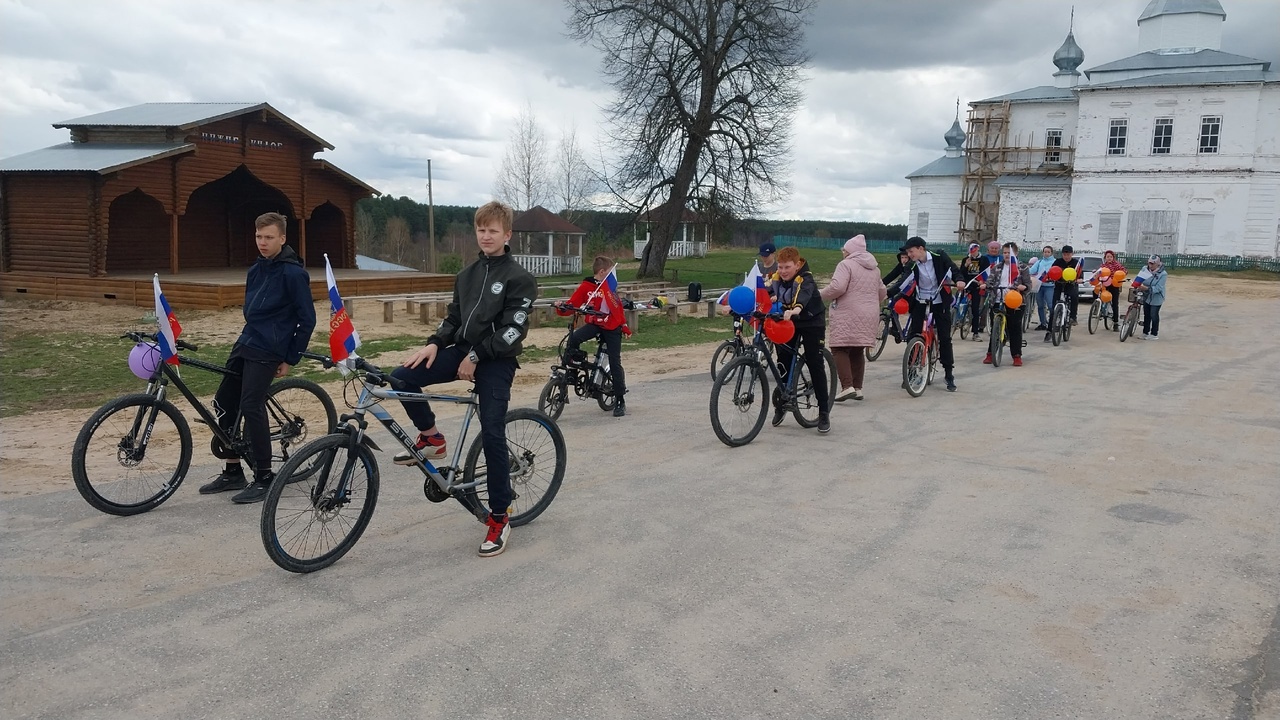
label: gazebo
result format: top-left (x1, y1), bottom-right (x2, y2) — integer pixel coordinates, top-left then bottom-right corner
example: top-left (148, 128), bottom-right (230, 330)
top-left (633, 200), bottom-right (709, 259)
top-left (511, 206), bottom-right (585, 277)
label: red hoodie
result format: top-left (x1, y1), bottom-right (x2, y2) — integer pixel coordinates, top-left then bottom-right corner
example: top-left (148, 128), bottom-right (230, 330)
top-left (556, 278), bottom-right (629, 333)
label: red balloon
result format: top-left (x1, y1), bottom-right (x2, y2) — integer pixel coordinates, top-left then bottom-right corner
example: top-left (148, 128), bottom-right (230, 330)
top-left (763, 317), bottom-right (795, 344)
top-left (1047, 266), bottom-right (1063, 281)
top-left (893, 298), bottom-right (909, 315)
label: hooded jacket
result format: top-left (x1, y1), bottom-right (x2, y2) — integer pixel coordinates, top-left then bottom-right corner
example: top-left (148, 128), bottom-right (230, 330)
top-left (237, 245), bottom-right (316, 366)
top-left (769, 259), bottom-right (825, 329)
top-left (820, 235), bottom-right (886, 347)
top-left (428, 247), bottom-right (538, 360)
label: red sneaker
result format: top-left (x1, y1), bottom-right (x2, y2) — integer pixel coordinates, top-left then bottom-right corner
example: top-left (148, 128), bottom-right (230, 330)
top-left (393, 432), bottom-right (446, 465)
top-left (1012, 357), bottom-right (1023, 367)
top-left (479, 513), bottom-right (510, 557)
top-left (982, 353), bottom-right (992, 364)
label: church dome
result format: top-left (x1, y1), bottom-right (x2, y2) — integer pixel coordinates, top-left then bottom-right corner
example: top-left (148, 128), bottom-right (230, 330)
top-left (944, 119), bottom-right (966, 150)
top-left (1053, 30), bottom-right (1085, 74)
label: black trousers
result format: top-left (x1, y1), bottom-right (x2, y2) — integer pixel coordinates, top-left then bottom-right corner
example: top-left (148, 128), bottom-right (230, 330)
top-left (906, 298), bottom-right (954, 372)
top-left (390, 347), bottom-right (518, 516)
top-left (966, 282), bottom-right (984, 332)
top-left (775, 324), bottom-right (830, 412)
top-left (992, 306), bottom-right (1024, 358)
top-left (213, 343), bottom-right (277, 478)
top-left (566, 323), bottom-right (626, 398)
top-left (1052, 281), bottom-right (1079, 320)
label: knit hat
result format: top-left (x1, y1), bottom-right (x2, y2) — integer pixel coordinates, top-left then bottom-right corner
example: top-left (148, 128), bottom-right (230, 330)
top-left (904, 236), bottom-right (927, 250)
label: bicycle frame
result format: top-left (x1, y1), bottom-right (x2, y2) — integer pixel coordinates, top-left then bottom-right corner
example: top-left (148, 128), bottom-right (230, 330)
top-left (738, 312), bottom-right (806, 401)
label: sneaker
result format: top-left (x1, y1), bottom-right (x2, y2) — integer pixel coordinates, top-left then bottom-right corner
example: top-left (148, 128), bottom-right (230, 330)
top-left (1071, 318), bottom-right (1078, 326)
top-left (1043, 333), bottom-right (1052, 343)
top-left (1112, 325), bottom-right (1119, 332)
top-left (231, 474), bottom-right (272, 505)
top-left (945, 374), bottom-right (956, 392)
top-left (771, 406), bottom-right (787, 427)
top-left (393, 432), bottom-right (447, 465)
top-left (479, 514), bottom-right (510, 557)
top-left (982, 353), bottom-right (992, 364)
top-left (199, 468), bottom-right (247, 494)
top-left (1033, 324), bottom-right (1047, 331)
top-left (1148, 335), bottom-right (1158, 341)
top-left (1141, 333), bottom-right (1149, 340)
top-left (1012, 357), bottom-right (1023, 367)
top-left (972, 332), bottom-right (983, 342)
top-left (817, 413), bottom-right (830, 434)
top-left (613, 399), bottom-right (626, 417)
top-left (834, 386), bottom-right (857, 403)
top-left (852, 388), bottom-right (864, 401)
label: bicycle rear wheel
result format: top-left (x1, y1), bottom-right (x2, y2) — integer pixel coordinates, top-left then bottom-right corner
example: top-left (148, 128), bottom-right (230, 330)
top-left (459, 408), bottom-right (567, 526)
top-left (1022, 295), bottom-right (1035, 331)
top-left (709, 356), bottom-right (769, 447)
top-left (1087, 300), bottom-right (1101, 334)
top-left (958, 306), bottom-right (971, 340)
top-left (902, 337), bottom-right (928, 397)
top-left (72, 393), bottom-right (193, 516)
top-left (791, 362), bottom-right (822, 429)
top-left (266, 378), bottom-right (337, 466)
top-left (595, 372), bottom-right (616, 412)
top-left (710, 340), bottom-right (739, 379)
top-left (537, 374), bottom-right (569, 420)
top-left (260, 432), bottom-right (379, 573)
top-left (866, 316), bottom-right (889, 361)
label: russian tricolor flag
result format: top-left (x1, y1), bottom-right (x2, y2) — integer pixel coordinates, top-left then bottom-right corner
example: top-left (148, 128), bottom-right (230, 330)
top-left (718, 263), bottom-right (770, 309)
top-left (152, 275), bottom-right (181, 366)
top-left (324, 254), bottom-right (360, 362)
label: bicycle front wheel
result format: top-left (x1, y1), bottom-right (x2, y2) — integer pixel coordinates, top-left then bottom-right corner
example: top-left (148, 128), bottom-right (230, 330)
top-left (1088, 300), bottom-right (1101, 334)
top-left (460, 408), bottom-right (567, 526)
top-left (72, 393), bottom-right (193, 516)
top-left (902, 337), bottom-right (928, 397)
top-left (709, 356), bottom-right (769, 447)
top-left (1119, 306), bottom-right (1138, 342)
top-left (866, 315), bottom-right (889, 362)
top-left (266, 378), bottom-right (337, 466)
top-left (537, 375), bottom-right (568, 420)
top-left (958, 306), bottom-right (971, 340)
top-left (1051, 304), bottom-right (1065, 347)
top-left (261, 433), bottom-right (380, 573)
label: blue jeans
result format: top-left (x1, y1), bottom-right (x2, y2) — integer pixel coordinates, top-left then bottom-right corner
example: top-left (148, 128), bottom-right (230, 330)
top-left (391, 347), bottom-right (518, 516)
top-left (1036, 284), bottom-right (1054, 326)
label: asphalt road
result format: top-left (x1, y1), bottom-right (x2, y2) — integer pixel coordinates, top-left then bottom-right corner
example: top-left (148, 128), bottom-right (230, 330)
top-left (2, 290), bottom-right (1278, 720)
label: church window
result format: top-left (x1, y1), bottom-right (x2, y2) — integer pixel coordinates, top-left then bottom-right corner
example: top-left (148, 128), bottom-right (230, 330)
top-left (1152, 118), bottom-right (1173, 154)
top-left (1108, 119), bottom-right (1128, 156)
top-left (1198, 116), bottom-right (1221, 154)
top-left (1045, 129), bottom-right (1063, 163)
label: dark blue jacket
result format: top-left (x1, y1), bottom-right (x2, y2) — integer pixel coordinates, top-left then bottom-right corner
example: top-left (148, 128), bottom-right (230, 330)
top-left (237, 245), bottom-right (316, 365)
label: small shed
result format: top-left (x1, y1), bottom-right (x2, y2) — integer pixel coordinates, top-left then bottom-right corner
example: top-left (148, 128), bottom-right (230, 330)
top-left (511, 205), bottom-right (585, 276)
top-left (633, 200), bottom-right (709, 259)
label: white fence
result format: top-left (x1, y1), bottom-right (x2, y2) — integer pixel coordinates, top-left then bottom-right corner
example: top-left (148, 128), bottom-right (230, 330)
top-left (513, 254), bottom-right (583, 277)
top-left (632, 240), bottom-right (708, 260)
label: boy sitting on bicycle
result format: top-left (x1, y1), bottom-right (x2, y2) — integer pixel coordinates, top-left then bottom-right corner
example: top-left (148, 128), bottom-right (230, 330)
top-left (900, 237), bottom-right (961, 392)
top-left (768, 246), bottom-right (831, 434)
top-left (390, 201), bottom-right (538, 558)
top-left (553, 256), bottom-right (631, 417)
top-left (1048, 245), bottom-right (1083, 337)
top-left (983, 242), bottom-right (1030, 367)
top-left (200, 212), bottom-right (317, 504)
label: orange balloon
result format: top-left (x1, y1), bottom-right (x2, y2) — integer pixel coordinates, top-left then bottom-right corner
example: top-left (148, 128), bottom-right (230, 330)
top-left (1098, 267), bottom-right (1112, 278)
top-left (1100, 290), bottom-right (1113, 303)
top-left (1112, 270), bottom-right (1126, 283)
top-left (1090, 277), bottom-right (1100, 286)
top-left (1004, 289), bottom-right (1023, 309)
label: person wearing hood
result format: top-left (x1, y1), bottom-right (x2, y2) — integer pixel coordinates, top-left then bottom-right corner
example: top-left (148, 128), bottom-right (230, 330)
top-left (769, 246), bottom-right (831, 433)
top-left (820, 235), bottom-right (885, 401)
top-left (1141, 255), bottom-right (1168, 340)
top-left (883, 246), bottom-right (911, 296)
top-left (200, 212), bottom-right (317, 504)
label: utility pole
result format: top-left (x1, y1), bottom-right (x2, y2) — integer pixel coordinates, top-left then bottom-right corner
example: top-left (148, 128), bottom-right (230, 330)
top-left (426, 159), bottom-right (437, 273)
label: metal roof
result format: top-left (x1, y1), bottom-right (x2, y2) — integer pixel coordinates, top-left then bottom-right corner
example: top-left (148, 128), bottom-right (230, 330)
top-left (1139, 0), bottom-right (1225, 22)
top-left (1085, 49), bottom-right (1267, 77)
top-left (54, 102), bottom-right (334, 149)
top-left (993, 174), bottom-right (1072, 188)
top-left (0, 142), bottom-right (195, 173)
top-left (1080, 68), bottom-right (1280, 90)
top-left (974, 85), bottom-right (1076, 104)
top-left (906, 155), bottom-right (966, 179)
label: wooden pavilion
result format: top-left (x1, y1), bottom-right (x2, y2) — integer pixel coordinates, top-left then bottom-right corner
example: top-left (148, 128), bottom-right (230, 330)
top-left (511, 205), bottom-right (585, 277)
top-left (0, 102), bottom-right (449, 308)
top-left (632, 200), bottom-right (709, 259)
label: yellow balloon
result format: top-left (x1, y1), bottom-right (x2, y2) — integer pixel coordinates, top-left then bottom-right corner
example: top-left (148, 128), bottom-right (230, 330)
top-left (1062, 267), bottom-right (1078, 282)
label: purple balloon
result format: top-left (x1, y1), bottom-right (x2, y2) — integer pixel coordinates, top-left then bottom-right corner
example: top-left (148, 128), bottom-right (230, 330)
top-left (128, 343), bottom-right (163, 380)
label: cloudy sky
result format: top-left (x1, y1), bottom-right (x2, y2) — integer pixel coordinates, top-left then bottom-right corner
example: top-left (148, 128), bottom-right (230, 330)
top-left (2, 0), bottom-right (1277, 224)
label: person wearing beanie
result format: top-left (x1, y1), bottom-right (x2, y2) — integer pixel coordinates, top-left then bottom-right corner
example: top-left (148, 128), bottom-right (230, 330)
top-left (1141, 255), bottom-right (1167, 340)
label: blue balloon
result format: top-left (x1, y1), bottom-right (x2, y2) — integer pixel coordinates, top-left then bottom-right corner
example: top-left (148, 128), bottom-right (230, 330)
top-left (727, 286), bottom-right (756, 315)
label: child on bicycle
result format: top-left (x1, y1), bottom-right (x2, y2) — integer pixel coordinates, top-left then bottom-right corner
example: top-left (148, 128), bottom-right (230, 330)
top-left (983, 242), bottom-right (1030, 367)
top-left (389, 201), bottom-right (538, 557)
top-left (883, 246), bottom-right (911, 294)
top-left (199, 212), bottom-right (317, 505)
top-left (553, 256), bottom-right (631, 417)
top-left (900, 237), bottom-right (961, 392)
top-left (1099, 250), bottom-right (1126, 329)
top-left (768, 246), bottom-right (830, 433)
top-left (958, 243), bottom-right (990, 339)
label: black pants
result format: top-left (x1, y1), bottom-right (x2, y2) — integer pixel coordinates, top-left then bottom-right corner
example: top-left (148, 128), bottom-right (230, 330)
top-left (992, 306), bottom-right (1024, 358)
top-left (390, 347), bottom-right (518, 516)
top-left (907, 298), bottom-right (954, 372)
top-left (966, 283), bottom-right (983, 332)
top-left (1109, 289), bottom-right (1122, 323)
top-left (213, 343), bottom-right (277, 478)
top-left (1142, 303), bottom-right (1162, 337)
top-left (566, 323), bottom-right (626, 398)
top-left (1052, 282), bottom-right (1079, 321)
top-left (775, 324), bottom-right (829, 412)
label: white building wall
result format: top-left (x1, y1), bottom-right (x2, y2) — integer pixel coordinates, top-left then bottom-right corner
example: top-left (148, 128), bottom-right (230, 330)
top-left (996, 188), bottom-right (1072, 250)
top-left (1005, 101), bottom-right (1079, 168)
top-left (908, 176), bottom-right (963, 244)
top-left (1137, 13), bottom-right (1223, 53)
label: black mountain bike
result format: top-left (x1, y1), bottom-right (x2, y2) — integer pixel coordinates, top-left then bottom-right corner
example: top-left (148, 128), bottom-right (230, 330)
top-left (538, 305), bottom-right (619, 419)
top-left (710, 312), bottom-right (773, 378)
top-left (71, 331), bottom-right (337, 516)
top-left (867, 301), bottom-right (907, 362)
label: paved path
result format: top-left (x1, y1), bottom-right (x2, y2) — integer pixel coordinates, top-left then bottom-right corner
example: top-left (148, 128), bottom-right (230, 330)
top-left (2, 286), bottom-right (1278, 719)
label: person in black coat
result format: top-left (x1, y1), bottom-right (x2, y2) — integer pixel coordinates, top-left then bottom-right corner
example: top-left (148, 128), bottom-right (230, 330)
top-left (768, 246), bottom-right (831, 433)
top-left (900, 237), bottom-right (960, 392)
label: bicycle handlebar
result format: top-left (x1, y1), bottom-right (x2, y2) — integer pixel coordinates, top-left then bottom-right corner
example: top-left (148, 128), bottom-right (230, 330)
top-left (121, 330), bottom-right (199, 352)
top-left (557, 303), bottom-right (608, 318)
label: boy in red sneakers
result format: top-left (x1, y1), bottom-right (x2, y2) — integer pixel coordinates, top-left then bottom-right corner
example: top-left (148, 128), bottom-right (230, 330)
top-left (983, 242), bottom-right (1030, 367)
top-left (389, 201), bottom-right (537, 557)
top-left (554, 256), bottom-right (631, 416)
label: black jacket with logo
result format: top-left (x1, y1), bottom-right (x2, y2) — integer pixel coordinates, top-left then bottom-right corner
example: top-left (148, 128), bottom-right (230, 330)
top-left (428, 248), bottom-right (538, 361)
top-left (768, 260), bottom-right (825, 329)
top-left (237, 245), bottom-right (316, 366)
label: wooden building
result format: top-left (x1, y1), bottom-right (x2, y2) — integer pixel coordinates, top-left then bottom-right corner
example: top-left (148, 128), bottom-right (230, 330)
top-left (511, 205), bottom-right (586, 276)
top-left (0, 102), bottom-right (451, 308)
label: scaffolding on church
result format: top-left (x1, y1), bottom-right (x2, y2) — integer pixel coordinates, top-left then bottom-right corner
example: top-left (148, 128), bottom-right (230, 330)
top-left (958, 100), bottom-right (1076, 246)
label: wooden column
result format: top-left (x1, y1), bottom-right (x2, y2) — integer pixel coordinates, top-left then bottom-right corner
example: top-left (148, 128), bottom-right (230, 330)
top-left (169, 213), bottom-right (179, 274)
top-left (298, 217), bottom-right (307, 264)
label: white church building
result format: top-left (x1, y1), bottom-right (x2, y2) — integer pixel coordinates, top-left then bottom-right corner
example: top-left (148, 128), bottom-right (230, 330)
top-left (907, 0), bottom-right (1279, 259)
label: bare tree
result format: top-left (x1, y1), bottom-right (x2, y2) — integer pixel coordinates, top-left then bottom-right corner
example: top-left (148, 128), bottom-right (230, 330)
top-left (384, 216), bottom-right (412, 267)
top-left (551, 124), bottom-right (598, 224)
top-left (569, 0), bottom-right (811, 278)
top-left (354, 205), bottom-right (380, 259)
top-left (494, 104), bottom-right (550, 211)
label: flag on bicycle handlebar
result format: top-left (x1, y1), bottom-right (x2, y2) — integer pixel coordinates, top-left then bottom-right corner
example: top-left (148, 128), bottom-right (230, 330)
top-left (717, 262), bottom-right (771, 311)
top-left (324, 254), bottom-right (361, 362)
top-left (152, 274), bottom-right (182, 366)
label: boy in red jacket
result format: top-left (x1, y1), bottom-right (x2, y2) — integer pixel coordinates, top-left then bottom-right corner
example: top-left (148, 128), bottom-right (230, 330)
top-left (554, 256), bottom-right (630, 416)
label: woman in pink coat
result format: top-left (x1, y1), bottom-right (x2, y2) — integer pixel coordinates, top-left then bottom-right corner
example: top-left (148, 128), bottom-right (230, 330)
top-left (820, 235), bottom-right (885, 401)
